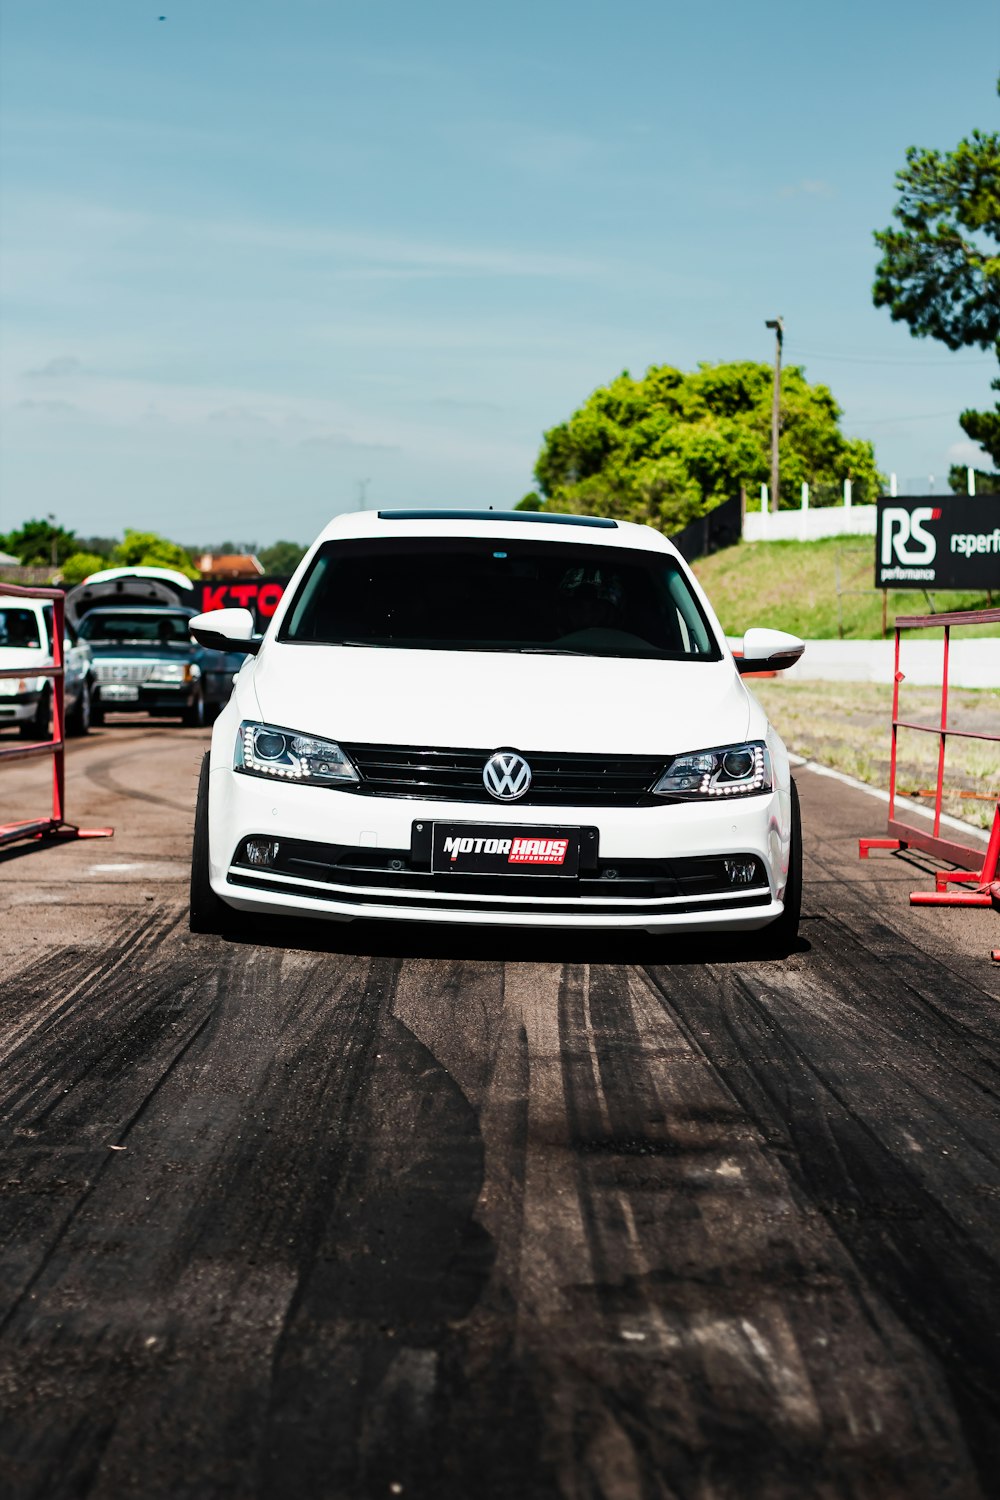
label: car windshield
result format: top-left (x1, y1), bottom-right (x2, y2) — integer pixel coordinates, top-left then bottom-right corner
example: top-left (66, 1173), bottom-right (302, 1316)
top-left (78, 612), bottom-right (191, 645)
top-left (0, 608), bottom-right (43, 649)
top-left (279, 538), bottom-right (721, 660)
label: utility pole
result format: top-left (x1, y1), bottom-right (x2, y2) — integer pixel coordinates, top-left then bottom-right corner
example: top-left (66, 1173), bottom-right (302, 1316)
top-left (357, 478), bottom-right (371, 511)
top-left (765, 317), bottom-right (783, 514)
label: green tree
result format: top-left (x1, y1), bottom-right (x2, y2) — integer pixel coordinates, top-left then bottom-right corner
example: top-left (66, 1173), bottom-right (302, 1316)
top-left (60, 551), bottom-right (109, 585)
top-left (258, 539), bottom-right (306, 574)
top-left (873, 80), bottom-right (1000, 489)
top-left (1, 518), bottom-right (78, 567)
top-left (532, 362), bottom-right (882, 530)
top-left (109, 530), bottom-right (199, 579)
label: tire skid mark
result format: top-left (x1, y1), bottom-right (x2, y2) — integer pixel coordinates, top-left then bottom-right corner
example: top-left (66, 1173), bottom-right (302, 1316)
top-left (82, 742), bottom-right (202, 813)
top-left (806, 911), bottom-right (1000, 1080)
top-left (552, 964), bottom-right (846, 1499)
top-left (0, 909), bottom-right (182, 1072)
top-left (805, 842), bottom-right (999, 1015)
top-left (0, 999), bottom-right (217, 1340)
top-left (641, 959), bottom-right (997, 1496)
top-left (260, 973), bottom-right (518, 1500)
top-left (0, 949), bottom-right (397, 1499)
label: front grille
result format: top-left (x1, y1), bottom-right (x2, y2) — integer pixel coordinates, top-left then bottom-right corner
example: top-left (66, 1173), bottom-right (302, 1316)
top-left (92, 660), bottom-right (157, 685)
top-left (340, 743), bottom-right (668, 807)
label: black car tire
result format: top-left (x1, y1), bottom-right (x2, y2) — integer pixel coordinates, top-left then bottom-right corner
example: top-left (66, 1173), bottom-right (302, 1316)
top-left (18, 687), bottom-right (50, 741)
top-left (190, 751), bottom-right (236, 935)
top-left (65, 677), bottom-right (92, 737)
top-left (182, 686), bottom-right (206, 729)
top-left (91, 689), bottom-right (105, 727)
top-left (754, 776), bottom-right (802, 957)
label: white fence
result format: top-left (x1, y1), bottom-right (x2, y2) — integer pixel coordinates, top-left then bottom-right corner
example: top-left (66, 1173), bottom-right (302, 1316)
top-left (743, 506), bottom-right (877, 543)
top-left (743, 481), bottom-right (877, 543)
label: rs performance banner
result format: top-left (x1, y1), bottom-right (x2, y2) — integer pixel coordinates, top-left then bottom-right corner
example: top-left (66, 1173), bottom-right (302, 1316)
top-left (876, 496), bottom-right (1000, 589)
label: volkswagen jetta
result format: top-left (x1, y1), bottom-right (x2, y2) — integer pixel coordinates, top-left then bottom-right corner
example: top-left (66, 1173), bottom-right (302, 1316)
top-left (188, 509), bottom-right (804, 945)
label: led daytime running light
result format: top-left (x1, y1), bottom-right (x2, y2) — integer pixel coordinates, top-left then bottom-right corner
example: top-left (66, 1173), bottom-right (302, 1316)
top-left (653, 741), bottom-right (771, 800)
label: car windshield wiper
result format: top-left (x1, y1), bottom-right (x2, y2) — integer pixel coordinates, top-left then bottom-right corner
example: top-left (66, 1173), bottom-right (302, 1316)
top-left (515, 646), bottom-right (597, 656)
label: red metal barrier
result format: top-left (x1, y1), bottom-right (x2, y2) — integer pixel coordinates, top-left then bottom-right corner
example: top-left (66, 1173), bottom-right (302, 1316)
top-left (859, 607), bottom-right (999, 907)
top-left (0, 583), bottom-right (113, 848)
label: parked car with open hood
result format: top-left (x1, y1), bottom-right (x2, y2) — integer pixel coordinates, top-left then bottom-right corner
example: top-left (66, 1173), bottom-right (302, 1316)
top-left (66, 571), bottom-right (247, 727)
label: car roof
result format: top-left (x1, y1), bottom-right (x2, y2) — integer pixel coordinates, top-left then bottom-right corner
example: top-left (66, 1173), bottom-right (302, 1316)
top-left (308, 508), bottom-right (679, 556)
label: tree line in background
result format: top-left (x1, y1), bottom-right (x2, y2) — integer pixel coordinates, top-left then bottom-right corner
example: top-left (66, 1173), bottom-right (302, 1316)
top-left (521, 75), bottom-right (998, 529)
top-left (0, 522), bottom-right (307, 582)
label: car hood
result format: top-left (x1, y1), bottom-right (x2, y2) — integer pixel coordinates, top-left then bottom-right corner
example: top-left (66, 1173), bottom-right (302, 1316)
top-left (249, 644), bottom-right (752, 755)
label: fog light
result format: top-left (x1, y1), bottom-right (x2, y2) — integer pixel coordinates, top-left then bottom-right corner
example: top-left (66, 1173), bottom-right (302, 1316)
top-left (246, 838), bottom-right (280, 867)
top-left (724, 859), bottom-right (758, 886)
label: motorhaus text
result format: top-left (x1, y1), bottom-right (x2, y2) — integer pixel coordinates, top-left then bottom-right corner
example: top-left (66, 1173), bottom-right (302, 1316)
top-left (444, 834), bottom-right (570, 865)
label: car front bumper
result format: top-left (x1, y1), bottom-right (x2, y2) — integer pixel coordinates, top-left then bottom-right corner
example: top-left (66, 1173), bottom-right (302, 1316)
top-left (0, 691), bottom-right (41, 726)
top-left (207, 764), bottom-right (792, 933)
top-left (99, 682), bottom-right (197, 714)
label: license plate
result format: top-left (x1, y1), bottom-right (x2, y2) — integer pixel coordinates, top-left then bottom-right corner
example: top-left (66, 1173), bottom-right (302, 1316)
top-left (431, 823), bottom-right (581, 876)
top-left (101, 683), bottom-right (139, 702)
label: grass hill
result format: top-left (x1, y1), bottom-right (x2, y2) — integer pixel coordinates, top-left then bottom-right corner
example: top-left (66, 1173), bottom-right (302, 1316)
top-left (692, 536), bottom-right (997, 640)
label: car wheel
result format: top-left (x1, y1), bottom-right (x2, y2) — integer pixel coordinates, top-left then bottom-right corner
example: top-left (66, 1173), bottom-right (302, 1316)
top-left (190, 751), bottom-right (235, 934)
top-left (182, 687), bottom-right (206, 729)
top-left (65, 677), bottom-right (92, 737)
top-left (755, 777), bottom-right (802, 957)
top-left (18, 687), bottom-right (50, 741)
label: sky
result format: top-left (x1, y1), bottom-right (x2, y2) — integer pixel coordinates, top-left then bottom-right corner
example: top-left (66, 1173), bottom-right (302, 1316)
top-left (1, 0), bottom-right (998, 548)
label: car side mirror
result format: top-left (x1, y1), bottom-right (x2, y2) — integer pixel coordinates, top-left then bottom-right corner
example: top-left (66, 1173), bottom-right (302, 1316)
top-left (189, 607), bottom-right (262, 655)
top-left (736, 627), bottom-right (805, 674)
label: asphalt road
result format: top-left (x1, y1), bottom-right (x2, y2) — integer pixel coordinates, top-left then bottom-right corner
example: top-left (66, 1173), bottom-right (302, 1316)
top-left (1, 721), bottom-right (998, 1500)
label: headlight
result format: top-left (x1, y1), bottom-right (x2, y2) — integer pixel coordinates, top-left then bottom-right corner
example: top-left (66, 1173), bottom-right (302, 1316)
top-left (653, 741), bottom-right (771, 799)
top-left (149, 662), bottom-right (200, 683)
top-left (235, 721), bottom-right (359, 787)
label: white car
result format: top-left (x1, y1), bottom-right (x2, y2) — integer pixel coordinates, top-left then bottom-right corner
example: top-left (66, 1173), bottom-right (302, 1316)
top-left (0, 595), bottom-right (97, 738)
top-left (188, 510), bottom-right (804, 946)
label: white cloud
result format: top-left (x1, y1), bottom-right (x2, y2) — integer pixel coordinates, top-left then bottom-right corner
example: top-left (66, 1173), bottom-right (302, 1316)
top-left (17, 398), bottom-right (80, 414)
top-left (947, 439), bottom-right (988, 465)
top-left (779, 179), bottom-right (835, 199)
top-left (25, 355), bottom-right (86, 378)
top-left (298, 431), bottom-right (401, 453)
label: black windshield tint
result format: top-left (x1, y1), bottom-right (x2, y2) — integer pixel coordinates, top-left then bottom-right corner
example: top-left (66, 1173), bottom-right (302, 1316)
top-left (79, 613), bottom-right (191, 645)
top-left (279, 539), bottom-right (721, 660)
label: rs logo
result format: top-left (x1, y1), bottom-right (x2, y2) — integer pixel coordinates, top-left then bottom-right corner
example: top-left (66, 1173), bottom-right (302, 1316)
top-left (881, 507), bottom-right (939, 566)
